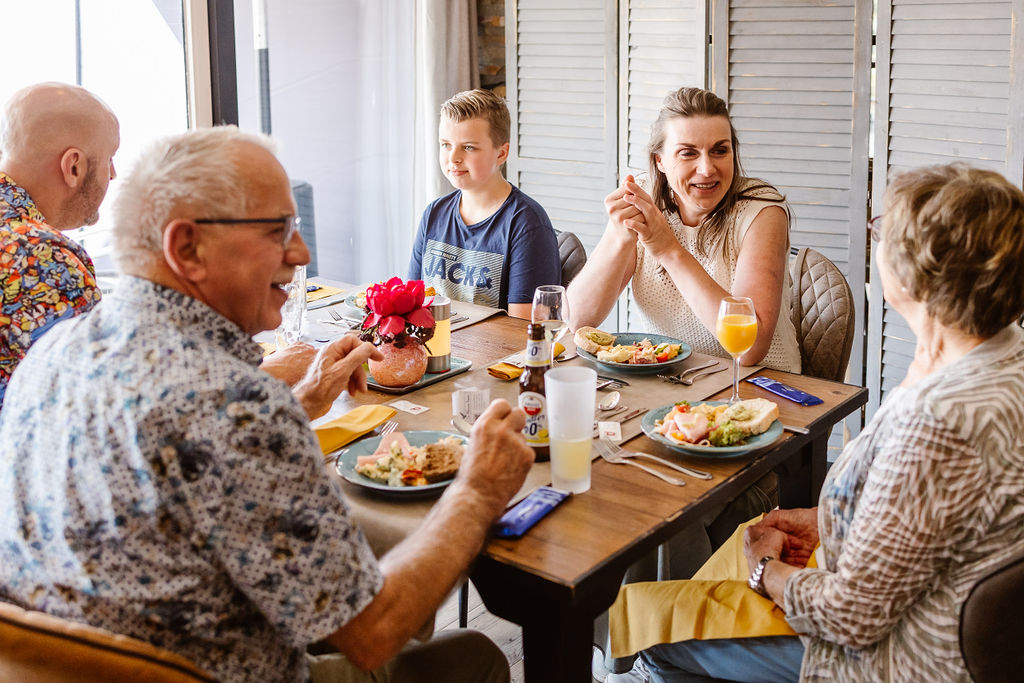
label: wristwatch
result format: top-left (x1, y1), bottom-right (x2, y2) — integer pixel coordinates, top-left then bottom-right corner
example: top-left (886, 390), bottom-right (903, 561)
top-left (748, 555), bottom-right (775, 597)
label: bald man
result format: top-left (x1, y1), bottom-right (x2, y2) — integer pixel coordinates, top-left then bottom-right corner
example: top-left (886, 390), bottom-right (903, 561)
top-left (0, 82), bottom-right (119, 408)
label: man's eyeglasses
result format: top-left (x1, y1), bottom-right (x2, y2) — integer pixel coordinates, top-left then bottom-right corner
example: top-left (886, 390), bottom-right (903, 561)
top-left (194, 215), bottom-right (301, 247)
top-left (868, 215), bottom-right (883, 243)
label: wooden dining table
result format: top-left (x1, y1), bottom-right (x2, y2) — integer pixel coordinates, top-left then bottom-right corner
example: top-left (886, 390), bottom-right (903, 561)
top-left (332, 311), bottom-right (867, 683)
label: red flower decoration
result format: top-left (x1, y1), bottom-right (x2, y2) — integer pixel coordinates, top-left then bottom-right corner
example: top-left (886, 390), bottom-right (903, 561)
top-left (359, 277), bottom-right (436, 347)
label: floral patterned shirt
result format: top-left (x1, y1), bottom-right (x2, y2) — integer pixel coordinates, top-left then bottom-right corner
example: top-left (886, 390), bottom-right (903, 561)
top-left (0, 276), bottom-right (384, 682)
top-left (785, 324), bottom-right (1024, 681)
top-left (0, 172), bottom-right (101, 409)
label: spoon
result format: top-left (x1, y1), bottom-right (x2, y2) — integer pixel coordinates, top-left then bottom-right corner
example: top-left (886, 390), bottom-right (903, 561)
top-left (598, 391), bottom-right (621, 411)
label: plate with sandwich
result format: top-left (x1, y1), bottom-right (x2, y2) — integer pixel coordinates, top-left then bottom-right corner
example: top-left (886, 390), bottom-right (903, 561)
top-left (574, 327), bottom-right (691, 375)
top-left (335, 430), bottom-right (465, 497)
top-left (641, 398), bottom-right (782, 457)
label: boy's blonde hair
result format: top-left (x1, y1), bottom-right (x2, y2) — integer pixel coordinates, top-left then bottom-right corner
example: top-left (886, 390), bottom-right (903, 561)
top-left (439, 89), bottom-right (510, 147)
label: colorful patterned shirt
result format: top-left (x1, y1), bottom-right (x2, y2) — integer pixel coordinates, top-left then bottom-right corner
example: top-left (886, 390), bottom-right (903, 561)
top-left (785, 324), bottom-right (1024, 681)
top-left (0, 172), bottom-right (101, 409)
top-left (0, 276), bottom-right (384, 682)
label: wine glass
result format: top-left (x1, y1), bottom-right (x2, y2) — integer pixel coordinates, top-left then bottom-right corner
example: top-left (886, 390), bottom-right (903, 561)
top-left (716, 296), bottom-right (757, 404)
top-left (531, 285), bottom-right (570, 358)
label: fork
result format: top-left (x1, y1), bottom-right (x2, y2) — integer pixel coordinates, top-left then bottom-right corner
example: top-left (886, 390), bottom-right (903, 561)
top-left (677, 365), bottom-right (729, 386)
top-left (595, 440), bottom-right (687, 486)
top-left (327, 307), bottom-right (363, 326)
top-left (658, 360), bottom-right (718, 384)
top-left (601, 440), bottom-right (713, 480)
top-left (378, 420), bottom-right (399, 437)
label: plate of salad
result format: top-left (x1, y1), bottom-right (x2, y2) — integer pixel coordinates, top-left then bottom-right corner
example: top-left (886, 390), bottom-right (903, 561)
top-left (576, 332), bottom-right (691, 375)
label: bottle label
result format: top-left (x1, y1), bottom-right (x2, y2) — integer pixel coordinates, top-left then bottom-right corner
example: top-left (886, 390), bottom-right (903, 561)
top-left (518, 391), bottom-right (549, 447)
top-left (524, 338), bottom-right (550, 367)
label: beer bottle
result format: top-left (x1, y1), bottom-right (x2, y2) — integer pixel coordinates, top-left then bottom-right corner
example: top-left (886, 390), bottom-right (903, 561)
top-left (519, 322), bottom-right (551, 462)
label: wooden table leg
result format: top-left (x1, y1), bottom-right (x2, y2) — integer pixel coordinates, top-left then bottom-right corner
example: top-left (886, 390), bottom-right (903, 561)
top-left (519, 606), bottom-right (594, 683)
top-left (471, 559), bottom-right (624, 683)
top-left (776, 433), bottom-right (828, 508)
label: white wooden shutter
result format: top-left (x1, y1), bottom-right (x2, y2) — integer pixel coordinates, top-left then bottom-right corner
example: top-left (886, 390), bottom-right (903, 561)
top-left (866, 0), bottom-right (1022, 418)
top-left (618, 0), bottom-right (707, 175)
top-left (713, 0), bottom-right (872, 452)
top-left (505, 0), bottom-right (618, 254)
top-left (619, 0), bottom-right (707, 330)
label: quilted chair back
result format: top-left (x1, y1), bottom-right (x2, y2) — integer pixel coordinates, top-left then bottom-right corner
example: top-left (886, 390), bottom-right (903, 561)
top-left (555, 230), bottom-right (587, 286)
top-left (959, 546), bottom-right (1024, 682)
top-left (789, 248), bottom-right (856, 381)
top-left (0, 600), bottom-right (215, 683)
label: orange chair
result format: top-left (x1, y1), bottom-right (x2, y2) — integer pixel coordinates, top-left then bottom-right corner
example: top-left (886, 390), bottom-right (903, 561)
top-left (0, 600), bottom-right (215, 682)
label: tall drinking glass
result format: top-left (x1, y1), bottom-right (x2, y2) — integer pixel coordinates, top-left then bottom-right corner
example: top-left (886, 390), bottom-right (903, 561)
top-left (275, 265), bottom-right (307, 349)
top-left (716, 296), bottom-right (757, 404)
top-left (545, 366), bottom-right (597, 494)
top-left (531, 285), bottom-right (570, 354)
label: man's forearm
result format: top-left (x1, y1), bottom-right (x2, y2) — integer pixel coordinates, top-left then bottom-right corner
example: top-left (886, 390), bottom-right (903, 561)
top-left (327, 480), bottom-right (504, 669)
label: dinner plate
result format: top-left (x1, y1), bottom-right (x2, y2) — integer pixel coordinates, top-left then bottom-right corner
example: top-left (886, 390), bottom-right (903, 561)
top-left (343, 292), bottom-right (368, 312)
top-left (576, 332), bottom-right (691, 375)
top-left (335, 430), bottom-right (467, 498)
top-left (641, 401), bottom-right (783, 458)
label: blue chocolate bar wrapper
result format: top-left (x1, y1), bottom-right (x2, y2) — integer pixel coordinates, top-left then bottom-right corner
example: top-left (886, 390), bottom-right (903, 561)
top-left (746, 376), bottom-right (824, 406)
top-left (493, 486), bottom-right (569, 538)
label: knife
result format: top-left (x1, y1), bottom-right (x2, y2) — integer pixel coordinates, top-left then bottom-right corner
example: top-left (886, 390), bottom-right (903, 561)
top-left (616, 407), bottom-right (648, 423)
top-left (596, 375), bottom-right (630, 387)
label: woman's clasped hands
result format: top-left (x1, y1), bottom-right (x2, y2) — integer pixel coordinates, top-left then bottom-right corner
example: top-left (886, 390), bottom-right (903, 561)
top-left (604, 173), bottom-right (681, 260)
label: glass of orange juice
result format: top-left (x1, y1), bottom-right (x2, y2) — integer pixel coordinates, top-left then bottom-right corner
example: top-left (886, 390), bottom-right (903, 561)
top-left (716, 296), bottom-right (757, 404)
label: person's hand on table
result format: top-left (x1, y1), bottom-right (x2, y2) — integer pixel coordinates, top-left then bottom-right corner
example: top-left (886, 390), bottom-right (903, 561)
top-left (292, 335), bottom-right (383, 420)
top-left (260, 342), bottom-right (316, 386)
top-left (457, 399), bottom-right (534, 518)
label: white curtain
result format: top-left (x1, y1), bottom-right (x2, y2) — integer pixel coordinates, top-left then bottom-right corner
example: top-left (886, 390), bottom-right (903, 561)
top-left (235, 0), bottom-right (479, 284)
top-left (413, 0), bottom-right (480, 224)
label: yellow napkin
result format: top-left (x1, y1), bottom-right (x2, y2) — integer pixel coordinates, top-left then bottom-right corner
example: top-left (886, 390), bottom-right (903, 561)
top-left (257, 342), bottom-right (277, 357)
top-left (487, 362), bottom-right (523, 381)
top-left (306, 283), bottom-right (345, 303)
top-left (486, 343), bottom-right (566, 381)
top-left (314, 405), bottom-right (397, 456)
top-left (609, 515), bottom-right (818, 658)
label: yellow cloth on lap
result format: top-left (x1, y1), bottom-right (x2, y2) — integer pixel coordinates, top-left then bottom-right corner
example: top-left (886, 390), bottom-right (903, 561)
top-left (609, 515), bottom-right (817, 658)
top-left (315, 405), bottom-right (396, 456)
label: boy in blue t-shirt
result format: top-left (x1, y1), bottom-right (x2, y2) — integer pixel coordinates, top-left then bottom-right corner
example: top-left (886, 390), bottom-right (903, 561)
top-left (407, 89), bottom-right (560, 319)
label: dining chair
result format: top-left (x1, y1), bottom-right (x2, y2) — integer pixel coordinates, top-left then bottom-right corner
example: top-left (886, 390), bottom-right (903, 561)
top-left (959, 545), bottom-right (1024, 682)
top-left (555, 230), bottom-right (587, 287)
top-left (788, 247), bottom-right (856, 382)
top-left (0, 600), bottom-right (215, 683)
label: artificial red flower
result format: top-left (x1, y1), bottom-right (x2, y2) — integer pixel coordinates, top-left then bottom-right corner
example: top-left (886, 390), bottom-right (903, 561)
top-left (359, 278), bottom-right (436, 347)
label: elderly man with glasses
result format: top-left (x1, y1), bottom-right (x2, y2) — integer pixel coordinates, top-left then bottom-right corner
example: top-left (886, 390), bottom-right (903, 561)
top-left (0, 126), bottom-right (533, 682)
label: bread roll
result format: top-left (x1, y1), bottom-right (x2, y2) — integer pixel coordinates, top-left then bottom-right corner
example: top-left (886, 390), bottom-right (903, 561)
top-left (574, 327), bottom-right (616, 354)
top-left (720, 399), bottom-right (779, 437)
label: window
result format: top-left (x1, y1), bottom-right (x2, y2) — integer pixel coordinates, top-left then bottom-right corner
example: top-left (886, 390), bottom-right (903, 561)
top-left (3, 0), bottom-right (192, 279)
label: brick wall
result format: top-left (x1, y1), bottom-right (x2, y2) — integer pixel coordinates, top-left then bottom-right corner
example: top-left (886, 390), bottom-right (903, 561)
top-left (478, 0), bottom-right (505, 96)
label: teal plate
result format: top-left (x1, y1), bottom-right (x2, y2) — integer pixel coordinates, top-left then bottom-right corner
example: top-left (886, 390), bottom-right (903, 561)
top-left (335, 430), bottom-right (468, 498)
top-left (577, 332), bottom-right (691, 375)
top-left (641, 401), bottom-right (783, 458)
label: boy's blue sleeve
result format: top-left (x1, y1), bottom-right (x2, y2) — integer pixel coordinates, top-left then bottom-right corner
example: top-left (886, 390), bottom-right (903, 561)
top-left (505, 199), bottom-right (561, 305)
top-left (407, 206), bottom-right (429, 281)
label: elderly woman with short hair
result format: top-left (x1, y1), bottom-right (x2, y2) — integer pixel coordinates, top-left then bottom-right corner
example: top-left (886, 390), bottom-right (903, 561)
top-left (611, 163), bottom-right (1024, 682)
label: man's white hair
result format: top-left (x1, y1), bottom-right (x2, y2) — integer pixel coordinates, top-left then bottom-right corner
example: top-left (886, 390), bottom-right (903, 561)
top-left (112, 125), bottom-right (277, 269)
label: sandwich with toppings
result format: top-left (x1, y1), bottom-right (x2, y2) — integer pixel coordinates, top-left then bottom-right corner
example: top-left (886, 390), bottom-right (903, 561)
top-left (656, 398), bottom-right (779, 447)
